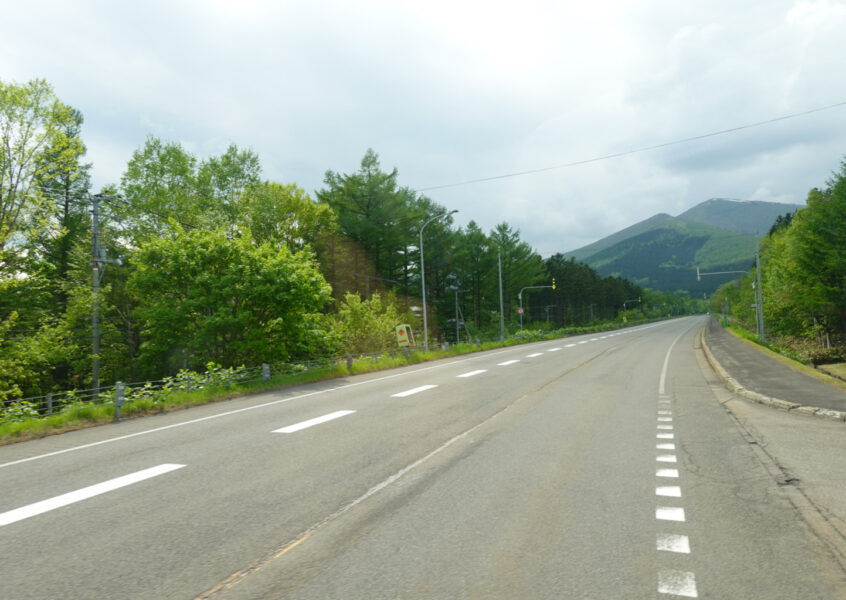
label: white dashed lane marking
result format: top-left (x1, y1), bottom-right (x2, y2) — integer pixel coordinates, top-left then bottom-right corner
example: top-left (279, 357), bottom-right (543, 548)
top-left (656, 507), bottom-right (686, 522)
top-left (273, 410), bottom-right (356, 433)
top-left (391, 385), bottom-right (438, 398)
top-left (497, 360), bottom-right (519, 366)
top-left (657, 533), bottom-right (691, 554)
top-left (656, 486), bottom-right (682, 498)
top-left (658, 570), bottom-right (698, 598)
top-left (0, 464), bottom-right (186, 526)
top-left (456, 370), bottom-right (487, 378)
top-left (657, 468), bottom-right (679, 478)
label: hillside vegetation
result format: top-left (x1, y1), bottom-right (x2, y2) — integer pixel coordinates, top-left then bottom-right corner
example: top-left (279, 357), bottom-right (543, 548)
top-left (567, 199), bottom-right (799, 295)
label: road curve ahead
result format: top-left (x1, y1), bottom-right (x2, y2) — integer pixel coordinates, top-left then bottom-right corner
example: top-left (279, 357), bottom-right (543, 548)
top-left (1, 317), bottom-right (844, 599)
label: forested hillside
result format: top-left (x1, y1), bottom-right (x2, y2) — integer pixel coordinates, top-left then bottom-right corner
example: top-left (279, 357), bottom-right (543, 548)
top-left (1, 78), bottom-right (696, 401)
top-left (567, 199), bottom-right (801, 295)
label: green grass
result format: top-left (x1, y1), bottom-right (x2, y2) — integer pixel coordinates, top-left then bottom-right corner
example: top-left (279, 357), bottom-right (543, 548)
top-left (1, 317), bottom-right (663, 444)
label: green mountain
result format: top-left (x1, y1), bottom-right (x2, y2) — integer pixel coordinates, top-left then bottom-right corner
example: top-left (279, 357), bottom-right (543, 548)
top-left (677, 198), bottom-right (803, 234)
top-left (565, 199), bottom-right (802, 295)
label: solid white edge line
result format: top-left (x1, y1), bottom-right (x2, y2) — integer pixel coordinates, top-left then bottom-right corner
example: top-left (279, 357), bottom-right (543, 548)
top-left (659, 329), bottom-right (687, 395)
top-left (273, 410), bottom-right (355, 434)
top-left (0, 463), bottom-right (186, 526)
top-left (391, 385), bottom-right (437, 398)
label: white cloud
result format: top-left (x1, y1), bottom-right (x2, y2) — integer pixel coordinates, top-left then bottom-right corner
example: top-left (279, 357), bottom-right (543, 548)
top-left (2, 0), bottom-right (844, 254)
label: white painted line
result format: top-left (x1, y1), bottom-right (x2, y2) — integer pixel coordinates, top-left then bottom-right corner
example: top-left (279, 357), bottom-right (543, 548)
top-left (547, 347), bottom-right (562, 352)
top-left (498, 360), bottom-right (519, 366)
top-left (658, 417), bottom-right (673, 422)
top-left (659, 330), bottom-right (686, 395)
top-left (391, 385), bottom-right (437, 398)
top-left (657, 468), bottom-right (679, 478)
top-left (656, 486), bottom-right (682, 498)
top-left (658, 410), bottom-right (672, 415)
top-left (657, 425), bottom-right (674, 430)
top-left (577, 341), bottom-right (588, 345)
top-left (657, 533), bottom-right (691, 554)
top-left (656, 506), bottom-right (686, 522)
top-left (0, 464), bottom-right (186, 526)
top-left (590, 338), bottom-right (599, 341)
top-left (565, 343), bottom-right (576, 348)
top-left (657, 433), bottom-right (674, 439)
top-left (657, 443), bottom-right (676, 450)
top-left (658, 569), bottom-right (698, 597)
top-left (659, 399), bottom-right (671, 404)
top-left (273, 410), bottom-right (355, 433)
top-left (657, 455), bottom-right (677, 463)
top-left (526, 352), bottom-right (544, 358)
top-left (457, 370), bottom-right (487, 378)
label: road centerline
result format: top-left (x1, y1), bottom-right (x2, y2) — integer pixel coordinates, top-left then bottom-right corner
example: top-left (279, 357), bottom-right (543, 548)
top-left (457, 370), bottom-right (487, 378)
top-left (0, 463), bottom-right (186, 527)
top-left (273, 410), bottom-right (356, 434)
top-left (391, 385), bottom-right (437, 398)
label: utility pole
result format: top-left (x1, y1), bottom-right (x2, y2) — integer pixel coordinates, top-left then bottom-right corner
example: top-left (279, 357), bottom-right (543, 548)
top-left (91, 195), bottom-right (101, 394)
top-left (755, 234), bottom-right (765, 343)
top-left (498, 251), bottom-right (505, 342)
top-left (454, 289), bottom-right (469, 344)
top-left (90, 194), bottom-right (122, 394)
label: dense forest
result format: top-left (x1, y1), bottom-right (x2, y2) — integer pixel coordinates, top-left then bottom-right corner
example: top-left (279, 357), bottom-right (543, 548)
top-left (710, 158), bottom-right (846, 362)
top-left (1, 78), bottom-right (698, 401)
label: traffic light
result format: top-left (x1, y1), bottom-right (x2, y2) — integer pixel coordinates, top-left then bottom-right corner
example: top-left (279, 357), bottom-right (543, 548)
top-left (552, 277), bottom-right (556, 290)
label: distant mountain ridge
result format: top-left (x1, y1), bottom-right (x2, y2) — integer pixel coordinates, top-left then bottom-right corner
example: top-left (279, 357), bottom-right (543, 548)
top-left (565, 198), bottom-right (802, 295)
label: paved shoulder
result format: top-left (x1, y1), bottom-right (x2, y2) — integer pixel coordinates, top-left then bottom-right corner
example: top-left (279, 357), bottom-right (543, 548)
top-left (703, 318), bottom-right (846, 415)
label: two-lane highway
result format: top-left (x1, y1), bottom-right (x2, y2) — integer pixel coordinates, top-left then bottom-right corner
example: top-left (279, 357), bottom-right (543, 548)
top-left (1, 318), bottom-right (844, 598)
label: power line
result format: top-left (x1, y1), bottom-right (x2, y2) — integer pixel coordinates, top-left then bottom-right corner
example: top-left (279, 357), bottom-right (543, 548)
top-left (416, 100), bottom-right (846, 192)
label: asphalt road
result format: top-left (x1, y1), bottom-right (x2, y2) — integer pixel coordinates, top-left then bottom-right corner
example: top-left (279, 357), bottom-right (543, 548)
top-left (1, 317), bottom-right (844, 599)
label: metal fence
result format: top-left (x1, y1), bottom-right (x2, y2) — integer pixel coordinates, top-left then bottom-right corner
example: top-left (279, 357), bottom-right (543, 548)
top-left (0, 353), bottom-right (382, 425)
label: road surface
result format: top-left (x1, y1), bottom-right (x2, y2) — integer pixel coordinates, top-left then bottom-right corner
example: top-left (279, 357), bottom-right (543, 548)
top-left (1, 316), bottom-right (844, 598)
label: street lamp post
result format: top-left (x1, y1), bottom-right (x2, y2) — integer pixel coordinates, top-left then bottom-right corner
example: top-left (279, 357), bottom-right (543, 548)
top-left (420, 209), bottom-right (458, 351)
top-left (518, 281), bottom-right (556, 329)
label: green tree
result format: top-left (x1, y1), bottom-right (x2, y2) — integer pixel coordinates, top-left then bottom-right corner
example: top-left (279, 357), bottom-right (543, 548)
top-left (128, 229), bottom-right (332, 375)
top-left (119, 136), bottom-right (199, 244)
top-left (317, 149), bottom-right (430, 302)
top-left (1, 78), bottom-right (83, 270)
top-left (239, 181), bottom-right (337, 251)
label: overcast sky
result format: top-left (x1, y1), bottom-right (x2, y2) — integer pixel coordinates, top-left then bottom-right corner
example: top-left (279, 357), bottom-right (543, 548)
top-left (3, 0), bottom-right (845, 254)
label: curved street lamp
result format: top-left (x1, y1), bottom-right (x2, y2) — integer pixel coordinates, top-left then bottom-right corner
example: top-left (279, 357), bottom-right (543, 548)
top-left (420, 209), bottom-right (458, 351)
